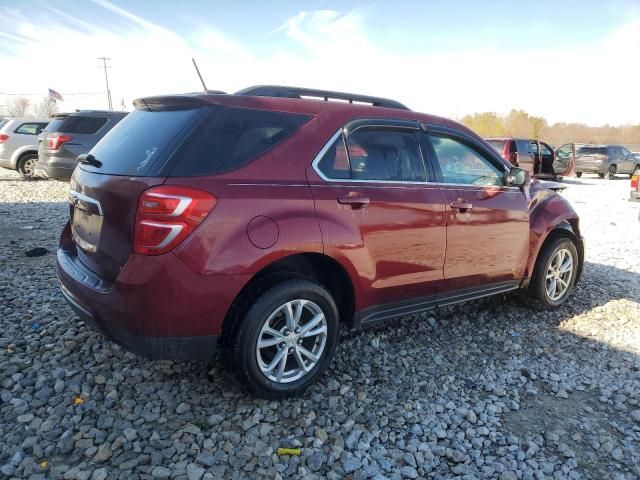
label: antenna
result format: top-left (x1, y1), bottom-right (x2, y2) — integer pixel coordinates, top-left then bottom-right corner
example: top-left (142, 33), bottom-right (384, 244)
top-left (192, 58), bottom-right (208, 92)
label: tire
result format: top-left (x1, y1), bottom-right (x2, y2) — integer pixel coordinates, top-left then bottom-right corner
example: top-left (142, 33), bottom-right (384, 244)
top-left (598, 173), bottom-right (605, 179)
top-left (575, 172), bottom-right (582, 178)
top-left (521, 236), bottom-right (579, 310)
top-left (631, 165), bottom-right (640, 178)
top-left (17, 154), bottom-right (38, 180)
top-left (606, 164), bottom-right (617, 180)
top-left (227, 278), bottom-right (339, 398)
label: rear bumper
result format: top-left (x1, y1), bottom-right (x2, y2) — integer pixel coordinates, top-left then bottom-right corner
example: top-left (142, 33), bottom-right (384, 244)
top-left (59, 281), bottom-right (219, 361)
top-left (34, 156), bottom-right (75, 180)
top-left (56, 223), bottom-right (249, 362)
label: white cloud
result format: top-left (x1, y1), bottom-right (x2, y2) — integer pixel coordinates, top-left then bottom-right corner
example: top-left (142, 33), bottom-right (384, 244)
top-left (1, 4), bottom-right (638, 126)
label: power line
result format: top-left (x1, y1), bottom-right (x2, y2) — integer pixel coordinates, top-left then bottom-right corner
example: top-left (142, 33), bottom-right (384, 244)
top-left (98, 57), bottom-right (113, 110)
top-left (0, 91), bottom-right (106, 96)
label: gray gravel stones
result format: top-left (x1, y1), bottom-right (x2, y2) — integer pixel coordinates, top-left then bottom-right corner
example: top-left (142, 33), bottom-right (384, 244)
top-left (0, 171), bottom-right (639, 479)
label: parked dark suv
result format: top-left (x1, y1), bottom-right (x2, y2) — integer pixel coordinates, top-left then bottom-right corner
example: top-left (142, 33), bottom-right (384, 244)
top-left (57, 86), bottom-right (584, 397)
top-left (574, 145), bottom-right (639, 179)
top-left (35, 110), bottom-right (127, 180)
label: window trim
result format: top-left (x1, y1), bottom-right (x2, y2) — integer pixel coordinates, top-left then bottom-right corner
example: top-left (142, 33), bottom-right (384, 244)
top-left (312, 119), bottom-right (430, 184)
top-left (421, 123), bottom-right (513, 188)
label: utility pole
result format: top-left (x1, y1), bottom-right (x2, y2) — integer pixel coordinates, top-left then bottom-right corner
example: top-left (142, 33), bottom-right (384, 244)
top-left (98, 57), bottom-right (113, 110)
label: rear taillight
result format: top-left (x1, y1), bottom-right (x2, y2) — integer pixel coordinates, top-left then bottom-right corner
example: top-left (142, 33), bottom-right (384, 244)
top-left (133, 185), bottom-right (217, 255)
top-left (632, 175), bottom-right (639, 190)
top-left (46, 134), bottom-right (73, 150)
top-left (0, 134), bottom-right (9, 143)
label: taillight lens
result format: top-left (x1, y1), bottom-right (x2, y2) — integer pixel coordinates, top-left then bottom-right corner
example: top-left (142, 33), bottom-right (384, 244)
top-left (133, 185), bottom-right (217, 255)
top-left (0, 134), bottom-right (9, 143)
top-left (632, 175), bottom-right (639, 190)
top-left (46, 134), bottom-right (73, 150)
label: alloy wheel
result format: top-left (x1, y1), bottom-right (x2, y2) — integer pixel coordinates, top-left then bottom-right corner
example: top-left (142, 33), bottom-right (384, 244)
top-left (545, 248), bottom-right (574, 301)
top-left (256, 299), bottom-right (328, 383)
top-left (21, 157), bottom-right (36, 176)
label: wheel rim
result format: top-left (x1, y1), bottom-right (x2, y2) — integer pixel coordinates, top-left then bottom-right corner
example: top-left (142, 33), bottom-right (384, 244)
top-left (545, 248), bottom-right (574, 301)
top-left (256, 299), bottom-right (327, 384)
top-left (22, 158), bottom-right (36, 176)
top-left (608, 166), bottom-right (616, 178)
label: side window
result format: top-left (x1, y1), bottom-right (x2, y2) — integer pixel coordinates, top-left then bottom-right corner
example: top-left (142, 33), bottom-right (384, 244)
top-left (61, 116), bottom-right (108, 134)
top-left (347, 128), bottom-right (426, 182)
top-left (517, 140), bottom-right (532, 155)
top-left (621, 147), bottom-right (631, 157)
top-left (14, 123), bottom-right (46, 135)
top-left (429, 134), bottom-right (504, 187)
top-left (316, 134), bottom-right (350, 179)
top-left (540, 143), bottom-right (553, 156)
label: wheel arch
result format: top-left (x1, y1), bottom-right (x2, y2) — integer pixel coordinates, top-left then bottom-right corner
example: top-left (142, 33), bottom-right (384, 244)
top-left (11, 147), bottom-right (38, 170)
top-left (525, 218), bottom-right (584, 288)
top-left (220, 252), bottom-right (356, 345)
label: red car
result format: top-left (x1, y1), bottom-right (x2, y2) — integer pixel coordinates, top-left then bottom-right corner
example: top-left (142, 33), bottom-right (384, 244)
top-left (485, 137), bottom-right (576, 181)
top-left (57, 86), bottom-right (584, 397)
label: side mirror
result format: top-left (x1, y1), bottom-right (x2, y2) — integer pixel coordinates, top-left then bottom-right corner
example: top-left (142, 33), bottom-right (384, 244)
top-left (505, 167), bottom-right (529, 187)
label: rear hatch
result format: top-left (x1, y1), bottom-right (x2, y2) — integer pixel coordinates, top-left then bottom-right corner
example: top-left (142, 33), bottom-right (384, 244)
top-left (68, 106), bottom-right (203, 279)
top-left (575, 146), bottom-right (607, 169)
top-left (68, 96), bottom-right (312, 280)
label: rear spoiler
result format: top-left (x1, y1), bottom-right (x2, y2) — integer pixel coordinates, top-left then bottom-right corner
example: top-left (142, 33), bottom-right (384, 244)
top-left (133, 93), bottom-right (227, 112)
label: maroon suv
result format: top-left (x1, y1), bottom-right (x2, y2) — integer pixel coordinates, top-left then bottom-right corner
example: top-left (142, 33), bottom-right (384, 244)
top-left (57, 86), bottom-right (584, 397)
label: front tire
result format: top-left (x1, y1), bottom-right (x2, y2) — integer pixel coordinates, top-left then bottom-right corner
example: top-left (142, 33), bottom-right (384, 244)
top-left (606, 164), bottom-right (617, 180)
top-left (228, 278), bottom-right (339, 398)
top-left (521, 237), bottom-right (579, 310)
top-left (17, 154), bottom-right (38, 180)
top-left (575, 172), bottom-right (582, 178)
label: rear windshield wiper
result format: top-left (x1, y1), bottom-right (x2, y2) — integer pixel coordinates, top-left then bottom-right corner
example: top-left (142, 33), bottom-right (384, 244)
top-left (77, 153), bottom-right (102, 168)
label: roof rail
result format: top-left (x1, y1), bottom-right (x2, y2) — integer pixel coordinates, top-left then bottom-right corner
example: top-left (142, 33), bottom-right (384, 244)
top-left (235, 85), bottom-right (409, 110)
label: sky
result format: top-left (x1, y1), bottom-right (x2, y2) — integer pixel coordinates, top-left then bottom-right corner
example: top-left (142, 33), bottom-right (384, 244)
top-left (1, 0), bottom-right (639, 126)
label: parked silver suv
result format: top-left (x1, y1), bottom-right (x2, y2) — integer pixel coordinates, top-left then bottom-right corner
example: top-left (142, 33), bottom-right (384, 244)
top-left (0, 117), bottom-right (50, 179)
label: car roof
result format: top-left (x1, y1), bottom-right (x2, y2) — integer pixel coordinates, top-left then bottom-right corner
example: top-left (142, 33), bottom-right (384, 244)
top-left (134, 86), bottom-right (472, 135)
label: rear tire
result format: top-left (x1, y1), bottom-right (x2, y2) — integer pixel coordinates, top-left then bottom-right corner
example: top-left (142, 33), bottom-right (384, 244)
top-left (598, 173), bottom-right (605, 179)
top-left (575, 172), bottom-right (582, 178)
top-left (606, 164), bottom-right (617, 180)
top-left (521, 237), bottom-right (579, 310)
top-left (631, 165), bottom-right (640, 178)
top-left (227, 278), bottom-right (339, 398)
top-left (17, 154), bottom-right (38, 180)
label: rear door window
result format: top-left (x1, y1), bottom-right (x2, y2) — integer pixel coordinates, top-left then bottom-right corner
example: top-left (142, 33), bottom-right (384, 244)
top-left (14, 122), bottom-right (48, 135)
top-left (346, 128), bottom-right (426, 182)
top-left (577, 146), bottom-right (607, 155)
top-left (61, 116), bottom-right (107, 134)
top-left (170, 107), bottom-right (311, 176)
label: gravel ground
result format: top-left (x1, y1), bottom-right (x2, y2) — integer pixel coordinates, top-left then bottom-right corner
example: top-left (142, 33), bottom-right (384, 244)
top-left (0, 169), bottom-right (639, 480)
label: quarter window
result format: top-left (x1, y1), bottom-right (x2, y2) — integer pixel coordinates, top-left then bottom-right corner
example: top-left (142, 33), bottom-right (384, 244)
top-left (429, 134), bottom-right (504, 186)
top-left (316, 134), bottom-right (351, 179)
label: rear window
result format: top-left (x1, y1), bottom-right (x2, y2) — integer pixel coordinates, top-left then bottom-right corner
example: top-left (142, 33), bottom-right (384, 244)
top-left (577, 146), bottom-right (607, 155)
top-left (84, 106), bottom-right (311, 177)
top-left (43, 117), bottom-right (67, 134)
top-left (60, 116), bottom-right (107, 134)
top-left (169, 106), bottom-right (311, 176)
top-left (87, 108), bottom-right (200, 176)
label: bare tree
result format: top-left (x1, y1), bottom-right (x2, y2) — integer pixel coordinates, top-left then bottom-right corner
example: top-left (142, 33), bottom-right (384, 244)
top-left (6, 96), bottom-right (32, 117)
top-left (34, 97), bottom-right (59, 118)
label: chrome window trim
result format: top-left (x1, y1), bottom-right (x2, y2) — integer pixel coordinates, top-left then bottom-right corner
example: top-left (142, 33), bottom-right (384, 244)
top-left (68, 190), bottom-right (104, 216)
top-left (311, 128), bottom-right (521, 189)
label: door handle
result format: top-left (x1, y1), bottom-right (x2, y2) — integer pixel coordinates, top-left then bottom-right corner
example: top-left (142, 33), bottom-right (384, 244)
top-left (450, 198), bottom-right (473, 213)
top-left (337, 192), bottom-right (370, 209)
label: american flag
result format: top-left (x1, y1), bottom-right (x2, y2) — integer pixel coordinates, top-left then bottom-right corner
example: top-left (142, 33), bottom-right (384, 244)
top-left (48, 88), bottom-right (63, 102)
